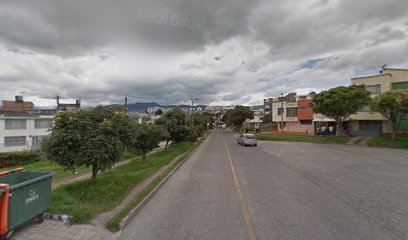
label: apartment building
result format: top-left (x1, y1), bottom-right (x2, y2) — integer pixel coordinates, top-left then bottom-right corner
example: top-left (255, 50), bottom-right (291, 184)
top-left (350, 68), bottom-right (408, 137)
top-left (0, 114), bottom-right (54, 152)
top-left (0, 96), bottom-right (55, 152)
top-left (269, 92), bottom-right (323, 135)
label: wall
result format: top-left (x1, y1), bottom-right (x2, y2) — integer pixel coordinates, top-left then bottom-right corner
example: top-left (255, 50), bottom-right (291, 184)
top-left (297, 99), bottom-right (313, 120)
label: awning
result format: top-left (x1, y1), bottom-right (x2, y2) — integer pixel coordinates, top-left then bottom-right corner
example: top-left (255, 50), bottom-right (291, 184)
top-left (313, 118), bottom-right (336, 122)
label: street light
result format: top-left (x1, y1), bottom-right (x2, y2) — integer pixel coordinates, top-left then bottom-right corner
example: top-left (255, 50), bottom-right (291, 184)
top-left (190, 98), bottom-right (198, 127)
top-left (280, 93), bottom-right (284, 133)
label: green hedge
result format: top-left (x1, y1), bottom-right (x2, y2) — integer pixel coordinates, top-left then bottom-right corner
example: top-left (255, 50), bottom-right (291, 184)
top-left (0, 151), bottom-right (41, 168)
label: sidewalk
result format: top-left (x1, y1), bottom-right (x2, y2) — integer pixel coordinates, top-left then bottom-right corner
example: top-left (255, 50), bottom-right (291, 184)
top-left (14, 220), bottom-right (117, 240)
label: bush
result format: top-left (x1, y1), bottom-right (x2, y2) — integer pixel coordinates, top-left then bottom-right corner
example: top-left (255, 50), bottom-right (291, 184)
top-left (0, 151), bottom-right (41, 168)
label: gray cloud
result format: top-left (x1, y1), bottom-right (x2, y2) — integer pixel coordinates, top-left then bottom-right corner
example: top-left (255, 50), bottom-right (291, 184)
top-left (0, 0), bottom-right (408, 106)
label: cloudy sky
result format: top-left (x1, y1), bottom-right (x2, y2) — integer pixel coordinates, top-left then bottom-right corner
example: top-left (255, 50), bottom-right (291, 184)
top-left (1, 0), bottom-right (407, 107)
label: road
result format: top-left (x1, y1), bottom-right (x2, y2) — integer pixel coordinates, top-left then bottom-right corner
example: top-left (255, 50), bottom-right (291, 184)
top-left (119, 129), bottom-right (408, 240)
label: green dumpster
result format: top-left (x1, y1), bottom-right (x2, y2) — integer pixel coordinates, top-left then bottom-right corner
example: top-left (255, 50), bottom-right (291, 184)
top-left (0, 169), bottom-right (54, 239)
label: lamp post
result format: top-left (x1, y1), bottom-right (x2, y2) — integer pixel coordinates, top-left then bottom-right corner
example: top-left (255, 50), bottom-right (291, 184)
top-left (190, 98), bottom-right (198, 127)
top-left (280, 93), bottom-right (284, 133)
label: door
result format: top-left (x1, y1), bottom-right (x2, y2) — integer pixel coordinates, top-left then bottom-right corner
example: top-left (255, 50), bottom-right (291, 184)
top-left (358, 120), bottom-right (381, 137)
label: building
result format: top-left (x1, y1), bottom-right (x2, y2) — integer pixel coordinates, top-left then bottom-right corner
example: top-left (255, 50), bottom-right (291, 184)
top-left (0, 96), bottom-right (55, 152)
top-left (350, 68), bottom-right (408, 136)
top-left (267, 91), bottom-right (330, 135)
top-left (2, 96), bottom-right (34, 112)
top-left (56, 96), bottom-right (81, 112)
top-left (0, 113), bottom-right (54, 152)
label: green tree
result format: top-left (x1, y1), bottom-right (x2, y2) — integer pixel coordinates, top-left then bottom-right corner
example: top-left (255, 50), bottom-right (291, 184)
top-left (42, 106), bottom-right (133, 180)
top-left (222, 106), bottom-right (254, 129)
top-left (371, 90), bottom-right (408, 139)
top-left (156, 108), bottom-right (192, 143)
top-left (155, 108), bottom-right (164, 116)
top-left (262, 114), bottom-right (272, 123)
top-left (130, 124), bottom-right (163, 162)
top-left (311, 85), bottom-right (370, 136)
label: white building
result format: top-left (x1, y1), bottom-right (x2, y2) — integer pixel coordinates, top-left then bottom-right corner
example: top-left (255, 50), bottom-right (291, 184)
top-left (0, 114), bottom-right (54, 152)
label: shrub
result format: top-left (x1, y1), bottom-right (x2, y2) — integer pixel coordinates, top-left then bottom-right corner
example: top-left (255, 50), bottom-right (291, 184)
top-left (0, 151), bottom-right (41, 168)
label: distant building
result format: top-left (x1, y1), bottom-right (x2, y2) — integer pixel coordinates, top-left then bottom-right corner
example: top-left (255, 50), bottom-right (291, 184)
top-left (266, 91), bottom-right (332, 135)
top-left (350, 68), bottom-right (408, 136)
top-left (56, 96), bottom-right (81, 112)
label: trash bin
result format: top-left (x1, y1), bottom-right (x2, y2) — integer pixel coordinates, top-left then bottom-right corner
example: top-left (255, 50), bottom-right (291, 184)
top-left (0, 168), bottom-right (54, 239)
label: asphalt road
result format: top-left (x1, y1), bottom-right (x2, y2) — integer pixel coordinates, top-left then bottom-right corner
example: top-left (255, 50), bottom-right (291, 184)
top-left (119, 129), bottom-right (408, 240)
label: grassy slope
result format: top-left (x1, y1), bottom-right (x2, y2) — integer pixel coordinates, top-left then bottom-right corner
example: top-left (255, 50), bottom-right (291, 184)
top-left (367, 136), bottom-right (408, 149)
top-left (256, 133), bottom-right (348, 144)
top-left (0, 150), bottom-right (141, 182)
top-left (50, 142), bottom-right (196, 224)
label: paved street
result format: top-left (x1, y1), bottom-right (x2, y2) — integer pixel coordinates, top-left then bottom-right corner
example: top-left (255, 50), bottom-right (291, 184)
top-left (120, 129), bottom-right (408, 240)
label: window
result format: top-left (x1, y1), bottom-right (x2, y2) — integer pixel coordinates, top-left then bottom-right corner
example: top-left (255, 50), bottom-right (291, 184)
top-left (5, 119), bottom-right (26, 130)
top-left (365, 84), bottom-right (381, 94)
top-left (277, 108), bottom-right (284, 115)
top-left (286, 107), bottom-right (298, 117)
top-left (300, 120), bottom-right (312, 125)
top-left (299, 106), bottom-right (308, 111)
top-left (35, 119), bottom-right (53, 129)
top-left (359, 105), bottom-right (371, 112)
top-left (4, 136), bottom-right (26, 147)
top-left (298, 96), bottom-right (307, 100)
top-left (392, 81), bottom-right (408, 90)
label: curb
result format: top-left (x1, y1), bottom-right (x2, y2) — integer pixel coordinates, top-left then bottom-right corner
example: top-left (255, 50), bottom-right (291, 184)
top-left (118, 130), bottom-right (214, 231)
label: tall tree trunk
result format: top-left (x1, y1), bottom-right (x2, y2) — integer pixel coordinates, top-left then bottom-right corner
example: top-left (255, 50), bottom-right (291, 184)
top-left (165, 139), bottom-right (169, 149)
top-left (336, 120), bottom-right (342, 136)
top-left (91, 165), bottom-right (99, 180)
top-left (391, 121), bottom-right (396, 140)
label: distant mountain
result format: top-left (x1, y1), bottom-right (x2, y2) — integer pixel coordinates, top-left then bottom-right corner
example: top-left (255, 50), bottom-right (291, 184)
top-left (110, 102), bottom-right (207, 112)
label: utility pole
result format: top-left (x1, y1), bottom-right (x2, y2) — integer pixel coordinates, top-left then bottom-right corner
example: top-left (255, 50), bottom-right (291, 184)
top-left (280, 93), bottom-right (284, 133)
top-left (124, 97), bottom-right (128, 113)
top-left (56, 95), bottom-right (60, 112)
top-left (190, 98), bottom-right (198, 127)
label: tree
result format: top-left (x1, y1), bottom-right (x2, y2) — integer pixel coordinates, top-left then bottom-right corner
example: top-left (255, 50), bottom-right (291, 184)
top-left (262, 114), bottom-right (272, 123)
top-left (222, 106), bottom-right (254, 129)
top-left (370, 90), bottom-right (408, 139)
top-left (157, 108), bottom-right (192, 143)
top-left (42, 106), bottom-right (133, 180)
top-left (310, 85), bottom-right (370, 136)
top-left (130, 124), bottom-right (163, 162)
top-left (155, 108), bottom-right (164, 116)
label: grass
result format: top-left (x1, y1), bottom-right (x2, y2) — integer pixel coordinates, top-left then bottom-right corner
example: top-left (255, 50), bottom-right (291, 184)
top-left (105, 131), bottom-right (210, 232)
top-left (256, 133), bottom-right (348, 144)
top-left (367, 136), bottom-right (408, 149)
top-left (50, 141), bottom-right (198, 224)
top-left (0, 150), bottom-right (142, 183)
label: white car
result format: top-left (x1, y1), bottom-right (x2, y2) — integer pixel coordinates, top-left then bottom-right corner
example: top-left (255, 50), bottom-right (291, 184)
top-left (237, 134), bottom-right (257, 146)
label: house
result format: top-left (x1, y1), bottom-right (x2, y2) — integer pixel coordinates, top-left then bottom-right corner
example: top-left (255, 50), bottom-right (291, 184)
top-left (350, 68), bottom-right (408, 137)
top-left (266, 91), bottom-right (335, 135)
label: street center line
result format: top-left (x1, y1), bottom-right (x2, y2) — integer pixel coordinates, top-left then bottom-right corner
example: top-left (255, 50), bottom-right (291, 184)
top-left (222, 133), bottom-right (256, 240)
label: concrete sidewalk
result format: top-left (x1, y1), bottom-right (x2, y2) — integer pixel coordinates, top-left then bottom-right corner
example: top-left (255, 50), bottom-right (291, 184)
top-left (14, 220), bottom-right (117, 240)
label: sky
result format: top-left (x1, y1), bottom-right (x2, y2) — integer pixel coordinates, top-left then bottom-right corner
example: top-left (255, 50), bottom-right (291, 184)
top-left (0, 0), bottom-right (407, 107)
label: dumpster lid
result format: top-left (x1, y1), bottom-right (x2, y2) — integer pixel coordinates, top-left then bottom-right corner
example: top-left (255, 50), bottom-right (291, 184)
top-left (0, 171), bottom-right (55, 190)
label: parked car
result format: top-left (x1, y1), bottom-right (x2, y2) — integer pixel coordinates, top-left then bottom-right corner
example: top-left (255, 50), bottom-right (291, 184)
top-left (237, 134), bottom-right (257, 146)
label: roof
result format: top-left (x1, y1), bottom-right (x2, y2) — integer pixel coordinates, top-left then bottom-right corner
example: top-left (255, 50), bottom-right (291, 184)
top-left (351, 73), bottom-right (391, 80)
top-left (382, 68), bottom-right (408, 71)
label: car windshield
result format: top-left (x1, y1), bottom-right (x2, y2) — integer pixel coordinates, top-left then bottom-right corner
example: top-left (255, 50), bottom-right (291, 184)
top-left (244, 135), bottom-right (256, 139)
